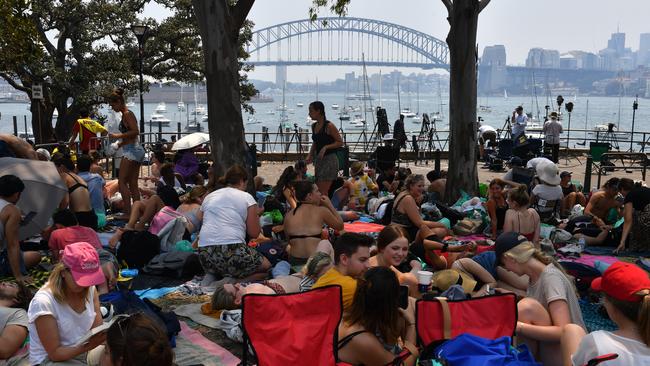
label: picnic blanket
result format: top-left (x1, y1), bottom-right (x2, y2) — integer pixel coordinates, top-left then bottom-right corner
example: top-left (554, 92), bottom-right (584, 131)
top-left (174, 321), bottom-right (240, 366)
top-left (174, 302), bottom-right (221, 329)
top-left (0, 256), bottom-right (52, 289)
top-left (343, 221), bottom-right (385, 233)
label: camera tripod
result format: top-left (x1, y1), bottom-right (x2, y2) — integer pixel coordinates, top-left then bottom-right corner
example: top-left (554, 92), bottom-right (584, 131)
top-left (283, 123), bottom-right (305, 160)
top-left (499, 116), bottom-right (513, 141)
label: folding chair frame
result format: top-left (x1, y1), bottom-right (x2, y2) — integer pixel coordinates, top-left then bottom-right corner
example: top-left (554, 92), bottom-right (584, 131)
top-left (241, 285), bottom-right (343, 366)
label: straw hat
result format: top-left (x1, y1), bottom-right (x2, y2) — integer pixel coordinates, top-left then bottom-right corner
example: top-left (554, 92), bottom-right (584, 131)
top-left (350, 161), bottom-right (365, 177)
top-left (431, 269), bottom-right (477, 294)
top-left (536, 160), bottom-right (561, 185)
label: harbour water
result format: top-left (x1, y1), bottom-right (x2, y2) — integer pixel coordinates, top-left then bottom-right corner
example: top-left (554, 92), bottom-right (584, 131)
top-left (1, 92), bottom-right (649, 149)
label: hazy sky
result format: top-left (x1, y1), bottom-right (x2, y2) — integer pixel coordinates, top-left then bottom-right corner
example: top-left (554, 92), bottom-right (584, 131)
top-left (146, 0), bottom-right (650, 82)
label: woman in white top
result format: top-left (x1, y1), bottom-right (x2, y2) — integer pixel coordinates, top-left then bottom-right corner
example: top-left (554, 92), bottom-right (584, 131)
top-left (27, 242), bottom-right (106, 365)
top-left (495, 232), bottom-right (585, 365)
top-left (561, 261), bottom-right (650, 366)
top-left (197, 165), bottom-right (271, 281)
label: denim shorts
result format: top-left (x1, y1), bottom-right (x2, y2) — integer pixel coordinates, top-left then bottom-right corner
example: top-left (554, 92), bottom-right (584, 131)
top-left (121, 143), bottom-right (145, 163)
top-left (0, 249), bottom-right (27, 277)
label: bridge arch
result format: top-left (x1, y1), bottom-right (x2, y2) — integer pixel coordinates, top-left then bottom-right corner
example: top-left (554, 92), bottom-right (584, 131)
top-left (247, 17), bottom-right (449, 70)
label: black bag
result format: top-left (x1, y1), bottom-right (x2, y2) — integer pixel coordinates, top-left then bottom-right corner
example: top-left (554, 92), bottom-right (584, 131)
top-left (142, 251), bottom-right (202, 278)
top-left (378, 198), bottom-right (395, 225)
top-left (99, 289), bottom-right (181, 341)
top-left (559, 261), bottom-right (601, 293)
top-left (116, 230), bottom-right (161, 269)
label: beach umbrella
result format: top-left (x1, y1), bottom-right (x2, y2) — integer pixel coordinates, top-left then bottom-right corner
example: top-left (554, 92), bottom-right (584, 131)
top-left (0, 158), bottom-right (67, 240)
top-left (171, 133), bottom-right (210, 151)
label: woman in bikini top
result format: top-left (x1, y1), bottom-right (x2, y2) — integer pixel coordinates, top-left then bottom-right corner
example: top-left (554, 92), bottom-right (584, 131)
top-left (503, 185), bottom-right (541, 246)
top-left (283, 181), bottom-right (343, 264)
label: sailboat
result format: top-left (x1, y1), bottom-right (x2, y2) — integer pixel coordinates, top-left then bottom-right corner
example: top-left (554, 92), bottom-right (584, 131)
top-left (338, 80), bottom-right (351, 121)
top-left (185, 84), bottom-right (203, 132)
top-left (504, 89), bottom-right (508, 100)
top-left (279, 82), bottom-right (291, 128)
top-left (411, 81), bottom-right (422, 124)
top-left (479, 93), bottom-right (492, 113)
top-left (177, 84), bottom-right (186, 111)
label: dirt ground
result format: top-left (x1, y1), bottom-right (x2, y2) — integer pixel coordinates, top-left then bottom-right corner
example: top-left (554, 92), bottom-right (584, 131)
top-left (255, 154), bottom-right (648, 192)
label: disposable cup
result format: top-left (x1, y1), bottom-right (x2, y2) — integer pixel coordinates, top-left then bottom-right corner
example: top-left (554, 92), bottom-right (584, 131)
top-left (417, 270), bottom-right (433, 293)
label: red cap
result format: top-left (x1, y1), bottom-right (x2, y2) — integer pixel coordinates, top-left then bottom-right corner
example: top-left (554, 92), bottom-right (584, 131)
top-left (591, 262), bottom-right (650, 302)
top-left (61, 242), bottom-right (105, 287)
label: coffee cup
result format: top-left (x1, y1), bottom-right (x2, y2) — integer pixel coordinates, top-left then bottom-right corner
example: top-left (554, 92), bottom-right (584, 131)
top-left (417, 270), bottom-right (433, 293)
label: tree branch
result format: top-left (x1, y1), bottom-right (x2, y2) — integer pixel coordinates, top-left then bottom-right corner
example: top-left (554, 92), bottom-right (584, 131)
top-left (0, 73), bottom-right (30, 94)
top-left (479, 0), bottom-right (491, 13)
top-left (231, 0), bottom-right (255, 31)
top-left (441, 0), bottom-right (452, 14)
top-left (31, 16), bottom-right (56, 56)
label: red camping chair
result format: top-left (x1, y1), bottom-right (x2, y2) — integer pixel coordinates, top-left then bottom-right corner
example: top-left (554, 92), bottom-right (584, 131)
top-left (241, 285), bottom-right (343, 366)
top-left (416, 293), bottom-right (517, 349)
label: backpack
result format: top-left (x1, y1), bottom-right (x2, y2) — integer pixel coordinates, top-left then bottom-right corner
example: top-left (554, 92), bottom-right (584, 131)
top-left (433, 334), bottom-right (539, 366)
top-left (142, 251), bottom-right (202, 278)
top-left (378, 198), bottom-right (395, 225)
top-left (116, 230), bottom-right (161, 269)
top-left (559, 261), bottom-right (601, 294)
top-left (99, 289), bottom-right (181, 342)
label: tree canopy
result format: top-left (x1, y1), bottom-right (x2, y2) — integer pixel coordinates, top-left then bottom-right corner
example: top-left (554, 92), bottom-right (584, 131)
top-left (0, 0), bottom-right (255, 142)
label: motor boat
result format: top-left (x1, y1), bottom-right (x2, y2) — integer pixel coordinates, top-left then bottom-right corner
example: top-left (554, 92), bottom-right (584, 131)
top-left (147, 113), bottom-right (171, 126)
top-left (331, 104), bottom-right (339, 110)
top-left (155, 102), bottom-right (167, 114)
top-left (588, 123), bottom-right (631, 141)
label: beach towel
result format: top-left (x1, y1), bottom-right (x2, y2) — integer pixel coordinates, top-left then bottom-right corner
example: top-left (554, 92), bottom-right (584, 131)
top-left (343, 221), bottom-right (385, 233)
top-left (173, 302), bottom-right (222, 329)
top-left (174, 321), bottom-right (240, 366)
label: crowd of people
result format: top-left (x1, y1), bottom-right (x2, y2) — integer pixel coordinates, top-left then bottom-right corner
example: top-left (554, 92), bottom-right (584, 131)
top-left (0, 96), bottom-right (649, 365)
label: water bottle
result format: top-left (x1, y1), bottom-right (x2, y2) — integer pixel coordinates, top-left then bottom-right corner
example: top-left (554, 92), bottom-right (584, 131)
top-left (578, 237), bottom-right (586, 251)
top-left (120, 269), bottom-right (139, 278)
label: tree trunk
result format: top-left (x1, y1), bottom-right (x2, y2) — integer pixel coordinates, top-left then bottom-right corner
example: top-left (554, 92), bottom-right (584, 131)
top-left (29, 99), bottom-right (55, 144)
top-left (444, 0), bottom-right (480, 203)
top-left (193, 0), bottom-right (248, 178)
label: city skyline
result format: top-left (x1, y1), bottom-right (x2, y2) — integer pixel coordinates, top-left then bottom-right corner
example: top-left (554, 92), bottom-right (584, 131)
top-left (146, 0), bottom-right (650, 82)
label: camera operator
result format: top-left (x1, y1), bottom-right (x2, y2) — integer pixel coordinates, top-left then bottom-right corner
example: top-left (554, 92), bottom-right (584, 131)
top-left (511, 106), bottom-right (528, 141)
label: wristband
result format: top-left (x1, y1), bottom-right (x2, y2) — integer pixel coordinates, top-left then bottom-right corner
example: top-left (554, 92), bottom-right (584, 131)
top-left (441, 242), bottom-right (449, 252)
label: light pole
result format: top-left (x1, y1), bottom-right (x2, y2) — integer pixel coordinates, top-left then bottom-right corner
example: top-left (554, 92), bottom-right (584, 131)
top-left (564, 101), bottom-right (574, 164)
top-left (630, 95), bottom-right (638, 152)
top-left (131, 24), bottom-right (149, 143)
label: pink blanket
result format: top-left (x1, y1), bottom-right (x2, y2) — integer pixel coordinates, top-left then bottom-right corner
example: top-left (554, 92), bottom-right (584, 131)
top-left (178, 321), bottom-right (240, 366)
top-left (563, 254), bottom-right (619, 268)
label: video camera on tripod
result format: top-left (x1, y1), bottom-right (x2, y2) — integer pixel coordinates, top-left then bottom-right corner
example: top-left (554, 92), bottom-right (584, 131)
top-left (376, 107), bottom-right (390, 137)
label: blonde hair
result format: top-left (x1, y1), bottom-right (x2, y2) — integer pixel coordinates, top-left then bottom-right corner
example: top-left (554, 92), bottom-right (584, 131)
top-left (180, 185), bottom-right (207, 204)
top-left (503, 241), bottom-right (578, 295)
top-left (46, 263), bottom-right (89, 303)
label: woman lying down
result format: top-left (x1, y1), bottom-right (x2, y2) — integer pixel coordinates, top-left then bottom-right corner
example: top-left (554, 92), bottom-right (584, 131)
top-left (211, 242), bottom-right (334, 310)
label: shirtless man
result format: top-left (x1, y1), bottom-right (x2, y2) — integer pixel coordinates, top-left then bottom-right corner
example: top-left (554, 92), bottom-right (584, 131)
top-left (51, 153), bottom-right (97, 230)
top-left (0, 175), bottom-right (42, 284)
top-left (584, 177), bottom-right (622, 225)
top-left (0, 134), bottom-right (38, 160)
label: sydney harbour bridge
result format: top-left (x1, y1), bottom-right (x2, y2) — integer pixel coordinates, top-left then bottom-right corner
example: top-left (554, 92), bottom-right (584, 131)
top-left (245, 17), bottom-right (614, 93)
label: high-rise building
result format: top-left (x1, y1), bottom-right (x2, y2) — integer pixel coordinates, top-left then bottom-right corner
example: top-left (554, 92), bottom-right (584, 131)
top-left (607, 32), bottom-right (626, 55)
top-left (275, 64), bottom-right (287, 87)
top-left (638, 33), bottom-right (650, 67)
top-left (526, 48), bottom-right (560, 68)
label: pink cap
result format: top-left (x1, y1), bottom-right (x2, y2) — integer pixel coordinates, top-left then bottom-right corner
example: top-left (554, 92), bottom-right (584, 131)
top-left (61, 242), bottom-right (104, 287)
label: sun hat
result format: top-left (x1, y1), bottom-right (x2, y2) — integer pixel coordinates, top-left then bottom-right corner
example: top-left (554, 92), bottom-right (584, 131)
top-left (382, 133), bottom-right (395, 141)
top-left (431, 269), bottom-right (477, 294)
top-left (591, 262), bottom-right (650, 302)
top-left (494, 232), bottom-right (529, 266)
top-left (549, 111), bottom-right (559, 119)
top-left (536, 160), bottom-right (561, 185)
top-left (36, 148), bottom-right (51, 161)
top-left (350, 161), bottom-right (365, 177)
top-left (560, 171), bottom-right (572, 178)
top-left (61, 242), bottom-right (104, 287)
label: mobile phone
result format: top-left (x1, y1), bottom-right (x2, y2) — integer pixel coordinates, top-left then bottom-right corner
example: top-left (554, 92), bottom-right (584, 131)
top-left (399, 285), bottom-right (409, 309)
top-left (20, 211), bottom-right (36, 227)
